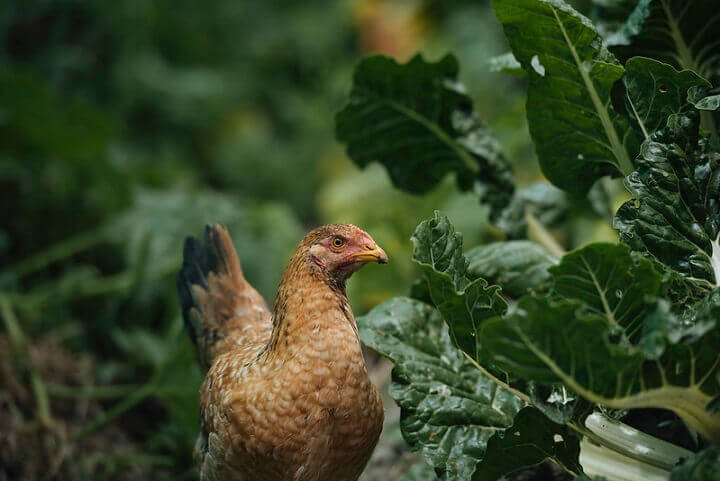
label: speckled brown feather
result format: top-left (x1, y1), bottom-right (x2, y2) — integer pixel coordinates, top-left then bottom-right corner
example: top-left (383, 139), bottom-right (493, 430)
top-left (178, 224), bottom-right (384, 481)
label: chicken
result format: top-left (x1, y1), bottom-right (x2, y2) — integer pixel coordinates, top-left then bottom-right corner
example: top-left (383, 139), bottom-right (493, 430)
top-left (177, 223), bottom-right (388, 481)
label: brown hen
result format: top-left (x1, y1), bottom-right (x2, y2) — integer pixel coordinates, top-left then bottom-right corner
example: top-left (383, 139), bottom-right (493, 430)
top-left (177, 224), bottom-right (388, 481)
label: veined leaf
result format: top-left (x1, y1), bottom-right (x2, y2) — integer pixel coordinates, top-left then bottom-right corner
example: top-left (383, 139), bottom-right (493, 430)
top-left (476, 245), bottom-right (720, 442)
top-left (335, 54), bottom-right (515, 216)
top-left (466, 240), bottom-right (558, 298)
top-left (494, 0), bottom-right (640, 194)
top-left (357, 297), bottom-right (524, 481)
top-left (480, 293), bottom-right (720, 442)
top-left (613, 108), bottom-right (720, 289)
top-left (594, 0), bottom-right (720, 81)
top-left (411, 212), bottom-right (507, 358)
top-left (622, 57), bottom-right (711, 139)
top-left (478, 242), bottom-right (664, 383)
top-left (549, 242), bottom-right (663, 340)
top-left (473, 407), bottom-right (581, 481)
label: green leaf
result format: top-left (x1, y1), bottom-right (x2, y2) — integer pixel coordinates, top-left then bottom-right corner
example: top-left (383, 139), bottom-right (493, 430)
top-left (527, 383), bottom-right (588, 425)
top-left (549, 243), bottom-right (664, 343)
top-left (670, 446), bottom-right (720, 481)
top-left (594, 0), bottom-right (720, 81)
top-left (479, 292), bottom-right (720, 441)
top-left (622, 57), bottom-right (711, 139)
top-left (494, 0), bottom-right (639, 194)
top-left (613, 108), bottom-right (720, 289)
top-left (411, 212), bottom-right (508, 358)
top-left (358, 297), bottom-right (524, 481)
top-left (335, 54), bottom-right (515, 216)
top-left (476, 253), bottom-right (720, 443)
top-left (398, 462), bottom-right (438, 481)
top-left (473, 406), bottom-right (581, 480)
top-left (672, 288), bottom-right (720, 395)
top-left (689, 85), bottom-right (720, 112)
top-left (480, 294), bottom-right (645, 388)
top-left (466, 240), bottom-right (557, 298)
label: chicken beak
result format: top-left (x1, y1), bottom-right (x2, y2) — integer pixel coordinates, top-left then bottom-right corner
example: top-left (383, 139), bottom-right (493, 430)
top-left (351, 245), bottom-right (388, 264)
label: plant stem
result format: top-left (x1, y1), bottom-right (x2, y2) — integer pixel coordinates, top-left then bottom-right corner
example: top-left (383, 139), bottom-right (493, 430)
top-left (525, 213), bottom-right (565, 258)
top-left (584, 412), bottom-right (692, 471)
top-left (700, 111), bottom-right (718, 138)
top-left (661, 0), bottom-right (695, 73)
top-left (580, 438), bottom-right (672, 481)
top-left (0, 294), bottom-right (53, 428)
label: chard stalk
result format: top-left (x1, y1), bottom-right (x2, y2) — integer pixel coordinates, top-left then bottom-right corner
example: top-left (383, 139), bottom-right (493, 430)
top-left (578, 412), bottom-right (693, 481)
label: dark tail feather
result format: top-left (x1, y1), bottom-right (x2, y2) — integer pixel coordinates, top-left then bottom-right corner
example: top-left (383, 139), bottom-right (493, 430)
top-left (177, 224), bottom-right (271, 369)
top-left (177, 234), bottom-right (209, 349)
top-left (177, 224), bottom-right (239, 363)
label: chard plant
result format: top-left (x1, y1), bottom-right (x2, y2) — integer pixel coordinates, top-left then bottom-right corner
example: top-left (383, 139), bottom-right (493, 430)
top-left (336, 1), bottom-right (720, 480)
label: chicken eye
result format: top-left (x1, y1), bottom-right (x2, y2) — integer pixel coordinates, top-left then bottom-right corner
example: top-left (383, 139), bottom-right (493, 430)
top-left (332, 237), bottom-right (345, 248)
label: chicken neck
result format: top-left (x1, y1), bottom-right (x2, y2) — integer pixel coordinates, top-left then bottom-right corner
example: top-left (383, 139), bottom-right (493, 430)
top-left (264, 251), bottom-right (361, 362)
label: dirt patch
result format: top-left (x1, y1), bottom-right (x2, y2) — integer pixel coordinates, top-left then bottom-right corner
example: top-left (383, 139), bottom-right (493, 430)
top-left (0, 336), bottom-right (172, 481)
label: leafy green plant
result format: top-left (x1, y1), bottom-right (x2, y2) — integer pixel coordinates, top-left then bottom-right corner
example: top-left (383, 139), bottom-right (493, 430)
top-left (337, 1), bottom-right (720, 479)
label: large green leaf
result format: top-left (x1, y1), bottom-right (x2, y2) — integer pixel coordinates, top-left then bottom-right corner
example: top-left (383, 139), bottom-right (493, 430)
top-left (479, 287), bottom-right (645, 389)
top-left (466, 240), bottom-right (557, 298)
top-left (335, 54), bottom-right (515, 216)
top-left (613, 108), bottom-right (720, 289)
top-left (670, 288), bottom-right (720, 392)
top-left (479, 293), bottom-right (720, 441)
top-left (593, 0), bottom-right (720, 81)
top-left (622, 57), bottom-right (711, 139)
top-left (494, 0), bottom-right (639, 194)
top-left (411, 212), bottom-right (508, 358)
top-left (670, 446), bottom-right (720, 481)
top-left (475, 246), bottom-right (720, 442)
top-left (549, 242), bottom-right (664, 345)
top-left (358, 297), bottom-right (524, 481)
top-left (473, 407), bottom-right (581, 480)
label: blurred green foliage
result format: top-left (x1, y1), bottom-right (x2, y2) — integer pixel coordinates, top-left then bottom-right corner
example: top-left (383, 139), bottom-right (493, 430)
top-left (0, 1), bottom-right (544, 479)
